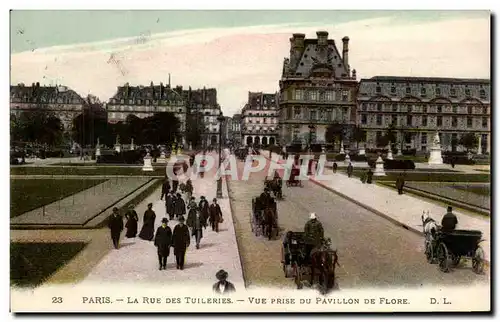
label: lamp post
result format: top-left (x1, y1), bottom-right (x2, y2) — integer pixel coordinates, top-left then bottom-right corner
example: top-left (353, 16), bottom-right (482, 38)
top-left (216, 112), bottom-right (225, 199)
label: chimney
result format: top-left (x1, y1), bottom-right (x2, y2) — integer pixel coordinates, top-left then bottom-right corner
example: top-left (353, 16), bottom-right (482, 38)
top-left (36, 82), bottom-right (40, 88)
top-left (352, 69), bottom-right (357, 80)
top-left (289, 33), bottom-right (306, 69)
top-left (317, 31), bottom-right (328, 46)
top-left (342, 36), bottom-right (350, 70)
top-left (160, 82), bottom-right (164, 97)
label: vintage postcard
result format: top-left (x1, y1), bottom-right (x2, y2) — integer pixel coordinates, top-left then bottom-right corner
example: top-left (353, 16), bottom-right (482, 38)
top-left (9, 9), bottom-right (491, 313)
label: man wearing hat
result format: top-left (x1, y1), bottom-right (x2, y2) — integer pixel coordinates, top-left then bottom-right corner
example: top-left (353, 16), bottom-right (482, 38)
top-left (209, 198), bottom-right (223, 233)
top-left (198, 196), bottom-right (209, 228)
top-left (166, 190), bottom-right (175, 220)
top-left (107, 207), bottom-right (124, 249)
top-left (212, 269), bottom-right (236, 294)
top-left (172, 216), bottom-right (190, 269)
top-left (186, 198), bottom-right (203, 249)
top-left (304, 213), bottom-right (325, 258)
top-left (174, 192), bottom-right (186, 219)
top-left (154, 218), bottom-right (172, 270)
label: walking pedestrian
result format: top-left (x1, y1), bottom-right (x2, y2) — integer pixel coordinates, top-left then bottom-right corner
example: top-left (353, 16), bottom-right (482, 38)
top-left (209, 198), bottom-right (223, 233)
top-left (174, 193), bottom-right (186, 219)
top-left (107, 207), bottom-right (123, 249)
top-left (198, 196), bottom-right (209, 228)
top-left (160, 176), bottom-right (171, 200)
top-left (347, 162), bottom-right (353, 178)
top-left (332, 162), bottom-right (338, 173)
top-left (125, 206), bottom-right (139, 238)
top-left (185, 179), bottom-right (194, 202)
top-left (166, 190), bottom-right (175, 220)
top-left (139, 203), bottom-right (156, 241)
top-left (366, 169), bottom-right (373, 184)
top-left (172, 216), bottom-right (190, 270)
top-left (154, 218), bottom-right (172, 270)
top-left (396, 173), bottom-right (405, 195)
top-left (186, 199), bottom-right (203, 249)
top-left (212, 269), bottom-right (236, 294)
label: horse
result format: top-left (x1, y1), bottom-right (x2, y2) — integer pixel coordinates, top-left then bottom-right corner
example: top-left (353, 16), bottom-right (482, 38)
top-left (421, 211), bottom-right (439, 263)
top-left (262, 207), bottom-right (278, 240)
top-left (310, 241), bottom-right (339, 294)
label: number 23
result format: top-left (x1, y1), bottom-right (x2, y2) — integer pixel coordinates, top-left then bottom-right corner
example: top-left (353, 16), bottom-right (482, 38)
top-left (52, 297), bottom-right (63, 303)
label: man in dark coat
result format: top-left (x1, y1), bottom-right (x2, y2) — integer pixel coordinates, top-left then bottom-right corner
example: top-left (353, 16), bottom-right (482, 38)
top-left (396, 173), bottom-right (405, 195)
top-left (160, 177), bottom-right (171, 200)
top-left (366, 169), bottom-right (373, 184)
top-left (198, 196), bottom-right (209, 228)
top-left (441, 206), bottom-right (458, 232)
top-left (332, 162), bottom-right (338, 173)
top-left (304, 213), bottom-right (325, 259)
top-left (172, 216), bottom-right (190, 270)
top-left (185, 179), bottom-right (194, 202)
top-left (154, 218), bottom-right (172, 270)
top-left (212, 270), bottom-right (236, 294)
top-left (209, 198), bottom-right (223, 233)
top-left (166, 191), bottom-right (175, 220)
top-left (107, 207), bottom-right (124, 249)
top-left (139, 203), bottom-right (156, 241)
top-left (174, 193), bottom-right (186, 219)
top-left (347, 162), bottom-right (353, 178)
top-left (125, 206), bottom-right (139, 238)
top-left (186, 200), bottom-right (204, 249)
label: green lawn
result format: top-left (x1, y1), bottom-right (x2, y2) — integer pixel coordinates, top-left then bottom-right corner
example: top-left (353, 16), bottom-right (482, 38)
top-left (346, 170), bottom-right (490, 183)
top-left (10, 166), bottom-right (166, 176)
top-left (10, 179), bottom-right (107, 218)
top-left (452, 184), bottom-right (490, 196)
top-left (11, 242), bottom-right (87, 288)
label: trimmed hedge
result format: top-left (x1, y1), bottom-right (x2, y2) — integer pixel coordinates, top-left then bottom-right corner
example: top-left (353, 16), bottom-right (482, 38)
top-left (334, 154), bottom-right (368, 162)
top-left (10, 166), bottom-right (167, 176)
top-left (347, 170), bottom-right (490, 182)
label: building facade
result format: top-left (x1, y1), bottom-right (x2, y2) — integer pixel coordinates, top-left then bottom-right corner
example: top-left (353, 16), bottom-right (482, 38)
top-left (231, 113), bottom-right (242, 146)
top-left (357, 76), bottom-right (491, 153)
top-left (10, 82), bottom-right (85, 132)
top-left (241, 92), bottom-right (279, 146)
top-left (222, 116), bottom-right (232, 145)
top-left (185, 87), bottom-right (223, 147)
top-left (278, 31), bottom-right (358, 147)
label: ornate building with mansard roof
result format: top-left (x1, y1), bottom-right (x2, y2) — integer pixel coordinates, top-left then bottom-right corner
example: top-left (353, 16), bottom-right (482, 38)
top-left (357, 76), bottom-right (491, 153)
top-left (10, 82), bottom-right (86, 132)
top-left (241, 91), bottom-right (279, 146)
top-left (278, 31), bottom-right (358, 146)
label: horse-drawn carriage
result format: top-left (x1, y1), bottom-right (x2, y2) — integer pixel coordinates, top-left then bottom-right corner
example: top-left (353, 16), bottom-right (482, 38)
top-left (250, 196), bottom-right (279, 240)
top-left (286, 166), bottom-right (303, 187)
top-left (281, 231), bottom-right (339, 294)
top-left (264, 172), bottom-right (283, 199)
top-left (422, 214), bottom-right (485, 274)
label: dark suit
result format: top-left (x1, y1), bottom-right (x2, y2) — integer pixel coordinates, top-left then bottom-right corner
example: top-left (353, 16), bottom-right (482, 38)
top-left (174, 198), bottom-right (186, 218)
top-left (172, 224), bottom-right (190, 269)
top-left (212, 281), bottom-right (236, 294)
top-left (187, 210), bottom-right (204, 247)
top-left (209, 203), bottom-right (223, 232)
top-left (154, 225), bottom-right (172, 268)
top-left (160, 180), bottom-right (171, 200)
top-left (441, 212), bottom-right (458, 231)
top-left (198, 200), bottom-right (209, 227)
top-left (108, 213), bottom-right (124, 249)
top-left (166, 194), bottom-right (175, 219)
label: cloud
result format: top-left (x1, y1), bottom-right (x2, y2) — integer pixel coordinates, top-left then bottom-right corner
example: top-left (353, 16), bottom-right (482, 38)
top-left (10, 16), bottom-right (490, 116)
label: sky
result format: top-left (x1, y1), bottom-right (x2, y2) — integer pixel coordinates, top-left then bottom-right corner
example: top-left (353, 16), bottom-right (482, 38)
top-left (10, 10), bottom-right (490, 116)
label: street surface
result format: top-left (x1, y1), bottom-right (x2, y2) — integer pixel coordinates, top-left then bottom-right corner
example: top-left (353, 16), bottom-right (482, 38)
top-left (227, 157), bottom-right (490, 290)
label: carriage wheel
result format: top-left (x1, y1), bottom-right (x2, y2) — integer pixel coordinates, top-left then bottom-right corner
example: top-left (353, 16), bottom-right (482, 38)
top-left (437, 242), bottom-right (450, 273)
top-left (451, 255), bottom-right (461, 267)
top-left (472, 246), bottom-right (485, 274)
top-left (425, 241), bottom-right (434, 264)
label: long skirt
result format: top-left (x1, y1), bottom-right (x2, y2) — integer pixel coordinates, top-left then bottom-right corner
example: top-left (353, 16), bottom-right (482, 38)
top-left (125, 219), bottom-right (138, 238)
top-left (138, 222), bottom-right (155, 241)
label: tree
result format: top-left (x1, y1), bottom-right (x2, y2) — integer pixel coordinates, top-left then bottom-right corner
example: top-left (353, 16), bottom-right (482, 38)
top-left (325, 121), bottom-right (345, 143)
top-left (16, 107), bottom-right (63, 147)
top-left (459, 133), bottom-right (478, 152)
top-left (185, 111), bottom-right (205, 149)
top-left (385, 123), bottom-right (397, 145)
top-left (141, 112), bottom-right (181, 145)
top-left (10, 114), bottom-right (22, 144)
top-left (376, 135), bottom-right (390, 148)
top-left (71, 95), bottom-right (108, 149)
top-left (351, 125), bottom-right (366, 149)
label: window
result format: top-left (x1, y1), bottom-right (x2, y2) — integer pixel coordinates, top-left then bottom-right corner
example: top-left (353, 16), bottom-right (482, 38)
top-left (294, 108), bottom-right (301, 119)
top-left (423, 105), bottom-right (428, 114)
top-left (377, 103), bottom-right (382, 111)
top-left (309, 91), bottom-right (318, 101)
top-left (480, 89), bottom-right (486, 98)
top-left (263, 118), bottom-right (267, 123)
top-left (120, 99), bottom-right (124, 104)
top-left (392, 104), bottom-right (397, 112)
top-left (341, 90), bottom-right (349, 101)
top-left (137, 99), bottom-right (142, 104)
top-left (325, 91), bottom-right (334, 101)
top-left (482, 107), bottom-right (488, 114)
top-left (482, 117), bottom-right (488, 128)
top-left (391, 86), bottom-right (396, 93)
top-left (407, 115), bottom-right (412, 126)
top-left (468, 106), bottom-right (473, 114)
top-left (310, 110), bottom-right (317, 120)
top-left (421, 87), bottom-right (426, 95)
top-left (465, 88), bottom-right (471, 96)
top-left (294, 90), bottom-right (304, 100)
top-left (376, 86), bottom-right (381, 93)
top-left (467, 117), bottom-right (473, 128)
top-left (450, 88), bottom-right (456, 96)
top-left (376, 114), bottom-right (382, 125)
top-left (436, 87), bottom-right (441, 96)
top-left (421, 133), bottom-right (427, 145)
top-left (452, 105), bottom-right (457, 113)
top-left (437, 116), bottom-right (442, 126)
top-left (452, 117), bottom-right (458, 127)
top-left (437, 106), bottom-right (442, 113)
top-left (391, 115), bottom-right (397, 125)
top-left (362, 103), bottom-right (367, 111)
top-left (146, 100), bottom-right (150, 105)
top-left (406, 86), bottom-right (411, 94)
top-left (361, 114), bottom-right (367, 124)
top-left (408, 105), bottom-right (412, 113)
top-left (422, 116), bottom-right (428, 126)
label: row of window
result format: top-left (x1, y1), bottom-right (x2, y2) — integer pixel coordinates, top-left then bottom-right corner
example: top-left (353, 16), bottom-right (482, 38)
top-left (245, 118), bottom-right (278, 124)
top-left (243, 126), bottom-right (276, 132)
top-left (108, 106), bottom-right (184, 113)
top-left (375, 85), bottom-right (488, 98)
top-left (11, 97), bottom-right (81, 104)
top-left (372, 132), bottom-right (488, 146)
top-left (110, 99), bottom-right (184, 106)
top-left (361, 103), bottom-right (489, 115)
top-left (361, 114), bottom-right (489, 128)
top-left (292, 89), bottom-right (350, 102)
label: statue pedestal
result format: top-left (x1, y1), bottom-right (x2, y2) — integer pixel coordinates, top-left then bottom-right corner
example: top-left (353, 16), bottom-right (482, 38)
top-left (397, 147), bottom-right (402, 156)
top-left (373, 156), bottom-right (386, 176)
top-left (339, 141), bottom-right (345, 155)
top-left (114, 145), bottom-right (121, 153)
top-left (428, 149), bottom-right (444, 165)
top-left (358, 147), bottom-right (366, 156)
top-left (157, 151), bottom-right (167, 164)
top-left (130, 144), bottom-right (135, 151)
top-left (344, 153), bottom-right (351, 164)
top-left (387, 150), bottom-right (394, 160)
top-left (142, 154), bottom-right (154, 171)
top-left (95, 147), bottom-right (101, 157)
